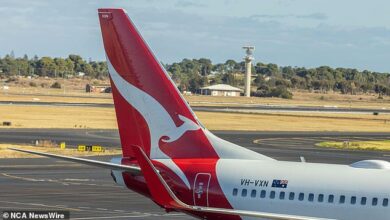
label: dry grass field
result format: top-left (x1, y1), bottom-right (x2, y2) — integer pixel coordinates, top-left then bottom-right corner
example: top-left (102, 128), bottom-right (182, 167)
top-left (2, 81), bottom-right (390, 110)
top-left (3, 77), bottom-right (107, 92)
top-left (197, 111), bottom-right (390, 132)
top-left (316, 140), bottom-right (390, 151)
top-left (0, 105), bottom-right (390, 132)
top-left (0, 105), bottom-right (117, 129)
top-left (186, 91), bottom-right (390, 110)
top-left (2, 90), bottom-right (388, 109)
top-left (1, 80), bottom-right (390, 132)
top-left (0, 144), bottom-right (122, 158)
top-left (0, 93), bottom-right (112, 103)
top-left (0, 77), bottom-right (112, 103)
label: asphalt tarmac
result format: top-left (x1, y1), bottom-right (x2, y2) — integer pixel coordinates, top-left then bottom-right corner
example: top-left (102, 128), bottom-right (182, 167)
top-left (0, 158), bottom-right (190, 220)
top-left (1, 129), bottom-right (390, 219)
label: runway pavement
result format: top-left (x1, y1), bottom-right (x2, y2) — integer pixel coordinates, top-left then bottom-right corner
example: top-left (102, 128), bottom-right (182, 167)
top-left (1, 129), bottom-right (390, 219)
top-left (0, 129), bottom-right (389, 163)
top-left (0, 157), bottom-right (190, 220)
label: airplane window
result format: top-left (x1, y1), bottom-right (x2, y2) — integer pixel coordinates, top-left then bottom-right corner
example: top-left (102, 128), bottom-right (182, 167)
top-left (279, 191), bottom-right (285, 200)
top-left (298, 193), bottom-right (304, 201)
top-left (232, 188), bottom-right (238, 196)
top-left (251, 190), bottom-right (256, 198)
top-left (328, 195), bottom-right (334, 203)
top-left (372, 198), bottom-right (378, 206)
top-left (308, 193), bottom-right (314, 202)
top-left (383, 198), bottom-right (389, 207)
top-left (260, 190), bottom-right (266, 198)
top-left (339, 195), bottom-right (345, 204)
top-left (241, 189), bottom-right (247, 197)
top-left (270, 191), bottom-right (276, 199)
top-left (351, 196), bottom-right (357, 205)
top-left (289, 192), bottom-right (295, 200)
top-left (361, 197), bottom-right (367, 205)
top-left (318, 194), bottom-right (324, 202)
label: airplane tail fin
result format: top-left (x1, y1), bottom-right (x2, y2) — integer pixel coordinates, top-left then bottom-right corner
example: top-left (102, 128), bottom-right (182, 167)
top-left (98, 9), bottom-right (219, 160)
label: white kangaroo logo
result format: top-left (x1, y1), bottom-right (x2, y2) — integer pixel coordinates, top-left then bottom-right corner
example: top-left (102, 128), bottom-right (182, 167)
top-left (107, 58), bottom-right (199, 188)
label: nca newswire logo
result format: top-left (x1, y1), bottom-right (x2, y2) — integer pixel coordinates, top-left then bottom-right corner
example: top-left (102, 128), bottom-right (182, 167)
top-left (2, 210), bottom-right (69, 220)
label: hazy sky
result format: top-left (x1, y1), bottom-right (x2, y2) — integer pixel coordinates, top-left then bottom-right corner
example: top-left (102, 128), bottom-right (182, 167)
top-left (1, 0), bottom-right (390, 72)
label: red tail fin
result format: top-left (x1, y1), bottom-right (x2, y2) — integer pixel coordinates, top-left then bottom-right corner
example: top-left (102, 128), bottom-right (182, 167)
top-left (98, 9), bottom-right (218, 160)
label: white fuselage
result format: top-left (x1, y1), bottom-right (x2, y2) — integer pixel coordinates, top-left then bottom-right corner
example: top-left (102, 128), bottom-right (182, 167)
top-left (216, 159), bottom-right (390, 220)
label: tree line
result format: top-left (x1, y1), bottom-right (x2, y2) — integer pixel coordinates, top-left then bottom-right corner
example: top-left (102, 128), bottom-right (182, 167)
top-left (165, 59), bottom-right (390, 98)
top-left (2, 53), bottom-right (390, 98)
top-left (0, 53), bottom-right (107, 79)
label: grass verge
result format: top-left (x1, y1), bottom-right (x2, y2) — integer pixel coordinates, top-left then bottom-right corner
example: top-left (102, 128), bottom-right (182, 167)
top-left (1, 105), bottom-right (390, 131)
top-left (185, 91), bottom-right (390, 110)
top-left (196, 111), bottom-right (390, 132)
top-left (315, 140), bottom-right (390, 151)
top-left (0, 144), bottom-right (122, 158)
top-left (2, 88), bottom-right (390, 110)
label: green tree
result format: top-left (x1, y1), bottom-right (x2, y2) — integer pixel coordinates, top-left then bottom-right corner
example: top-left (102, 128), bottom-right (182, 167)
top-left (225, 60), bottom-right (237, 73)
top-left (68, 54), bottom-right (85, 73)
top-left (37, 57), bottom-right (56, 77)
top-left (54, 58), bottom-right (67, 77)
top-left (198, 58), bottom-right (212, 76)
top-left (82, 63), bottom-right (94, 76)
top-left (65, 58), bottom-right (75, 75)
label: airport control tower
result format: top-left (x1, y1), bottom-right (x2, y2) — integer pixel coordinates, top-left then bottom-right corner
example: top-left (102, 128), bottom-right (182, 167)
top-left (243, 46), bottom-right (255, 97)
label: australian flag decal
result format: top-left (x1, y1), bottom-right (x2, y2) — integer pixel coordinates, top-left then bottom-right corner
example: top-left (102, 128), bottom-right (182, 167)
top-left (272, 179), bottom-right (288, 188)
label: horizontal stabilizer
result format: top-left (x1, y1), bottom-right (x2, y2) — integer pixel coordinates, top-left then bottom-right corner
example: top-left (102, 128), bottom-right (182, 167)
top-left (8, 148), bottom-right (141, 174)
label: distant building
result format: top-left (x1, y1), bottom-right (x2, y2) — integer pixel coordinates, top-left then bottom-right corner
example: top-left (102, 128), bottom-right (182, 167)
top-left (200, 84), bottom-right (242, 96)
top-left (182, 91), bottom-right (192, 96)
top-left (264, 76), bottom-right (271, 82)
top-left (85, 84), bottom-right (111, 93)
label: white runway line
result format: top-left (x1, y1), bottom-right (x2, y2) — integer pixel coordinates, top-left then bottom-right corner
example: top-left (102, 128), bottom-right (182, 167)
top-left (0, 201), bottom-right (81, 211)
top-left (71, 214), bottom-right (151, 219)
top-left (1, 172), bottom-right (120, 188)
top-left (0, 164), bottom-right (82, 168)
top-left (64, 178), bottom-right (94, 182)
top-left (71, 212), bottom-right (187, 220)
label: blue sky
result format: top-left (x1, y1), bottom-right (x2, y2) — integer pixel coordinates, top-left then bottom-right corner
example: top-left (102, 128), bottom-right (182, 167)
top-left (1, 0), bottom-right (390, 72)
